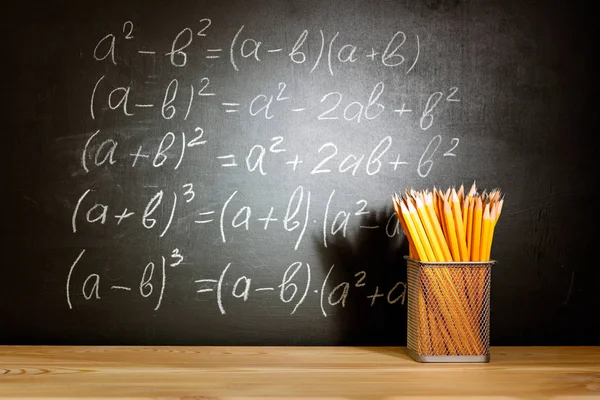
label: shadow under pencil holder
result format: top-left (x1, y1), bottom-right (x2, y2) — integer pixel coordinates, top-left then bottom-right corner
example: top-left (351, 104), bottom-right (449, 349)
top-left (405, 257), bottom-right (495, 363)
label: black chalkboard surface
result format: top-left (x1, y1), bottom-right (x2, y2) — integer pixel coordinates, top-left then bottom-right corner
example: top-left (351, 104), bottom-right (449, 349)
top-left (2, 0), bottom-right (598, 346)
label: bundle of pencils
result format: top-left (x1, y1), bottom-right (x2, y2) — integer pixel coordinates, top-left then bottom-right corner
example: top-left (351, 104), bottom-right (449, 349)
top-left (392, 182), bottom-right (504, 356)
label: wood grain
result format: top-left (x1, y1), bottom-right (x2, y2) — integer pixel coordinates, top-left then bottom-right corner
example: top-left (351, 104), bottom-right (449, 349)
top-left (0, 346), bottom-right (599, 399)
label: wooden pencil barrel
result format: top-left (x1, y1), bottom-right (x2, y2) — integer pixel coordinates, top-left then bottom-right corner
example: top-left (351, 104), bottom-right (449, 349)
top-left (406, 257), bottom-right (494, 363)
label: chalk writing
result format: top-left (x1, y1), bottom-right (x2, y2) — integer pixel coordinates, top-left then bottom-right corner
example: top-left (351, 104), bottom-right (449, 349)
top-left (193, 261), bottom-right (406, 316)
top-left (90, 72), bottom-right (458, 127)
top-left (66, 12), bottom-right (463, 327)
top-left (66, 248), bottom-right (184, 310)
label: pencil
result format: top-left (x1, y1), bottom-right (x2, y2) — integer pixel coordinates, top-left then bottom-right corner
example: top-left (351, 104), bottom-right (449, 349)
top-left (451, 188), bottom-right (469, 261)
top-left (485, 202), bottom-right (498, 260)
top-left (443, 199), bottom-right (460, 261)
top-left (466, 196), bottom-right (475, 255)
top-left (471, 197), bottom-right (483, 261)
top-left (416, 197), bottom-right (445, 261)
top-left (424, 193), bottom-right (453, 261)
top-left (400, 200), bottom-right (429, 261)
top-left (393, 194), bottom-right (418, 260)
top-left (407, 198), bottom-right (436, 262)
top-left (462, 193), bottom-right (470, 233)
top-left (480, 203), bottom-right (491, 261)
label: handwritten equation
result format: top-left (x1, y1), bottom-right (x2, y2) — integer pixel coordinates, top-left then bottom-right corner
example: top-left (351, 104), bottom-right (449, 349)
top-left (81, 129), bottom-right (460, 179)
top-left (72, 185), bottom-right (402, 250)
top-left (90, 76), bottom-right (461, 130)
top-left (66, 249), bottom-right (406, 316)
top-left (93, 20), bottom-right (420, 75)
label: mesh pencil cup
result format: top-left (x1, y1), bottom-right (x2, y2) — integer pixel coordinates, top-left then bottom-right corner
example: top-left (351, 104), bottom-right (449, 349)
top-left (405, 256), bottom-right (495, 363)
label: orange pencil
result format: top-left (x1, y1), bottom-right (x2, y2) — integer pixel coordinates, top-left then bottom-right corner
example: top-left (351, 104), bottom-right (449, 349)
top-left (470, 197), bottom-right (483, 261)
top-left (451, 189), bottom-right (469, 261)
top-left (465, 196), bottom-right (475, 255)
top-left (393, 194), bottom-right (419, 260)
top-left (400, 200), bottom-right (429, 261)
top-left (479, 203), bottom-right (491, 261)
top-left (424, 192), bottom-right (453, 261)
top-left (406, 198), bottom-right (436, 262)
top-left (462, 194), bottom-right (470, 232)
top-left (416, 196), bottom-right (445, 261)
top-left (485, 203), bottom-right (498, 260)
top-left (443, 198), bottom-right (460, 261)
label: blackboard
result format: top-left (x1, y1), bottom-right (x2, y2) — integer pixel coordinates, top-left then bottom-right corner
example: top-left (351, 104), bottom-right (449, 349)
top-left (2, 0), bottom-right (598, 346)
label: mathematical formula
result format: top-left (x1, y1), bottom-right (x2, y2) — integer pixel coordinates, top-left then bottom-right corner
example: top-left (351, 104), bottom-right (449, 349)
top-left (80, 130), bottom-right (460, 178)
top-left (90, 76), bottom-right (460, 129)
top-left (71, 185), bottom-right (403, 250)
top-left (66, 249), bottom-right (406, 316)
top-left (93, 20), bottom-right (420, 75)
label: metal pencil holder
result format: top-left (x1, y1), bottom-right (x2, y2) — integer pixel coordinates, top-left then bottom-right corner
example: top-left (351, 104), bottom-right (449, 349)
top-left (405, 257), bottom-right (495, 363)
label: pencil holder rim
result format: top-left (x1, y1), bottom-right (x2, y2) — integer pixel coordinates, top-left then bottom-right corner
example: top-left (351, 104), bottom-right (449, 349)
top-left (403, 255), bottom-right (496, 266)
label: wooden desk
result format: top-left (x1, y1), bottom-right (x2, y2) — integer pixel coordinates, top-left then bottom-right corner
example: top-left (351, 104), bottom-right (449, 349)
top-left (1, 346), bottom-right (599, 399)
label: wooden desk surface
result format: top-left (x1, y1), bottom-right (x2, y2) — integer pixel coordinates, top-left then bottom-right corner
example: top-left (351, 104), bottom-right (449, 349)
top-left (0, 346), bottom-right (599, 399)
